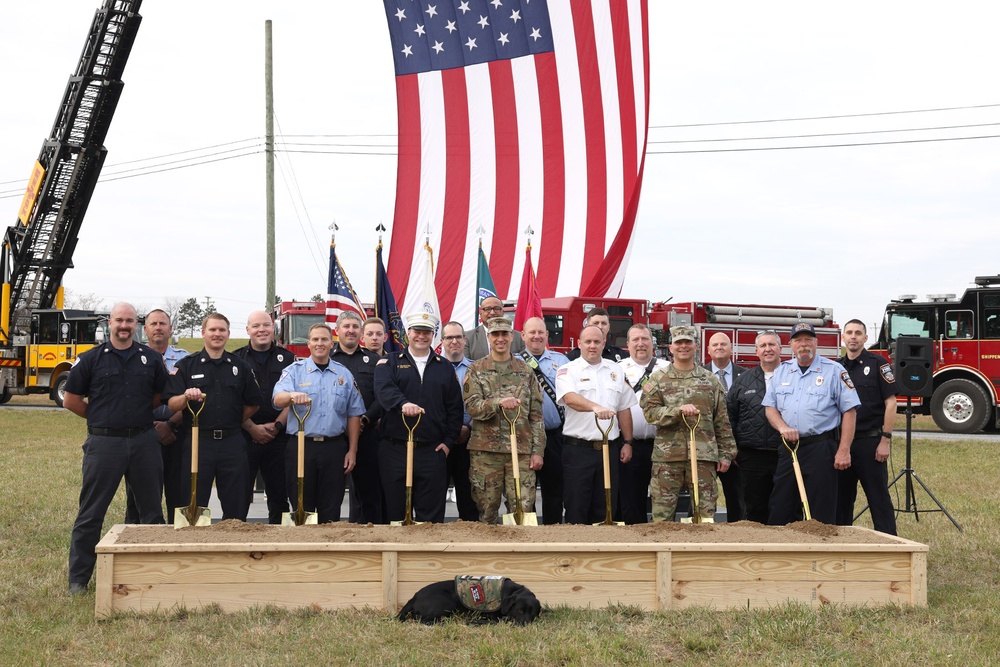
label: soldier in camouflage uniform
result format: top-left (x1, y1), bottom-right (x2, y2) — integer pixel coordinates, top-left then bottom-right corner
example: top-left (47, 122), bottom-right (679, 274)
top-left (640, 325), bottom-right (736, 521)
top-left (464, 318), bottom-right (546, 524)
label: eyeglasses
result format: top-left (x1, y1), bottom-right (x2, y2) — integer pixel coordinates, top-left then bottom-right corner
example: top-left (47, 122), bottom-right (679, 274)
top-left (441, 335), bottom-right (464, 341)
top-left (480, 306), bottom-right (504, 313)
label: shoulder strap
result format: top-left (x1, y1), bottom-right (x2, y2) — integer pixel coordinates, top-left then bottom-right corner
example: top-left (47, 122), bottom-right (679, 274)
top-left (631, 357), bottom-right (659, 393)
top-left (518, 350), bottom-right (564, 424)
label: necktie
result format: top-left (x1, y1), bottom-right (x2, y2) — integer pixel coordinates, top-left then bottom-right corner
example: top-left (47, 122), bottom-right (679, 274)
top-left (717, 369), bottom-right (728, 390)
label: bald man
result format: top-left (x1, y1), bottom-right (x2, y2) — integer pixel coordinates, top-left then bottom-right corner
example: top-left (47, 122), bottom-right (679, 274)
top-left (705, 331), bottom-right (747, 522)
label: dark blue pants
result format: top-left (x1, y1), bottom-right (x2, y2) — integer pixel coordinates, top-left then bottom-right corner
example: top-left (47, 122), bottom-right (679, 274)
top-left (618, 438), bottom-right (653, 524)
top-left (349, 428), bottom-right (386, 524)
top-left (836, 436), bottom-right (897, 535)
top-left (738, 448), bottom-right (779, 524)
top-left (562, 439), bottom-right (620, 525)
top-left (447, 440), bottom-right (479, 522)
top-left (69, 429), bottom-right (163, 586)
top-left (718, 460), bottom-right (744, 522)
top-left (246, 433), bottom-right (289, 524)
top-left (379, 439), bottom-right (448, 523)
top-left (768, 435), bottom-right (838, 525)
top-left (179, 432), bottom-right (249, 522)
top-left (286, 436), bottom-right (348, 524)
top-left (536, 429), bottom-right (565, 524)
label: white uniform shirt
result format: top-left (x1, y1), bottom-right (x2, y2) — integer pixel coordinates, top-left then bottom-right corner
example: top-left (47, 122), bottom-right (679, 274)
top-left (619, 356), bottom-right (670, 440)
top-left (555, 357), bottom-right (638, 441)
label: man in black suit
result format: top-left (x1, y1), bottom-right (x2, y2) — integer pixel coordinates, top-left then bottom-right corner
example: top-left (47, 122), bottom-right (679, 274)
top-left (705, 332), bottom-right (747, 522)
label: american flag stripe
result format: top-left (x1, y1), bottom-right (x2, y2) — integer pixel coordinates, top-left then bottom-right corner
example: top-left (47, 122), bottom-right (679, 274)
top-left (383, 0), bottom-right (648, 329)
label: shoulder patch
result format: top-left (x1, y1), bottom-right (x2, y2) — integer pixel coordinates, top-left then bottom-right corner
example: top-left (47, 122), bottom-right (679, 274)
top-left (556, 367), bottom-right (569, 377)
top-left (879, 364), bottom-right (895, 383)
top-left (376, 358), bottom-right (388, 365)
top-left (840, 371), bottom-right (856, 390)
top-left (642, 381), bottom-right (655, 393)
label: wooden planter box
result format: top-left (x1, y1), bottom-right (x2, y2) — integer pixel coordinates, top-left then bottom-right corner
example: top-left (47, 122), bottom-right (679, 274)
top-left (94, 524), bottom-right (927, 618)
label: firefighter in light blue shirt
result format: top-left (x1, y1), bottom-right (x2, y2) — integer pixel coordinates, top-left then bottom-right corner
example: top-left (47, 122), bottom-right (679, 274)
top-left (762, 322), bottom-right (860, 525)
top-left (274, 323), bottom-right (365, 523)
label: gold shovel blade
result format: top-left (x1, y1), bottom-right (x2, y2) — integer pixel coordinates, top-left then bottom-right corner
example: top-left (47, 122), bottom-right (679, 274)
top-left (281, 511), bottom-right (318, 526)
top-left (173, 506), bottom-right (211, 529)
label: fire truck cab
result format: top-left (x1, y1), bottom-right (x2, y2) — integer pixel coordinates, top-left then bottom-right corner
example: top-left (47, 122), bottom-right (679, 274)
top-left (273, 301), bottom-right (326, 359)
top-left (874, 275), bottom-right (1000, 433)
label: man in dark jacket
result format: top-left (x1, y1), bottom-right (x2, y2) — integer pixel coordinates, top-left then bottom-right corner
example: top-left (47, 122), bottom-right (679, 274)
top-left (375, 312), bottom-right (464, 523)
top-left (726, 331), bottom-right (782, 523)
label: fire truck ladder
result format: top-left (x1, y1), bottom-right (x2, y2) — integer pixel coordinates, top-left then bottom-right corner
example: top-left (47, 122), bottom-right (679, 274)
top-left (2, 0), bottom-right (143, 337)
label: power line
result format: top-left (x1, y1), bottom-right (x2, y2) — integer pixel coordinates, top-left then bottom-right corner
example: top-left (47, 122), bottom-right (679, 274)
top-left (648, 122), bottom-right (1000, 144)
top-left (645, 133), bottom-right (1000, 154)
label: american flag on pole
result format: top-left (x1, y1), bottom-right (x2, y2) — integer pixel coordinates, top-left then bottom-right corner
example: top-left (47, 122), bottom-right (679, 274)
top-left (326, 242), bottom-right (365, 327)
top-left (382, 0), bottom-right (650, 331)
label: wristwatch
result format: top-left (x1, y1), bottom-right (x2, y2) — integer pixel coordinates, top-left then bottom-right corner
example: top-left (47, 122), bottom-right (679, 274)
top-left (274, 421), bottom-right (286, 433)
top-left (622, 439), bottom-right (633, 445)
top-left (880, 431), bottom-right (892, 439)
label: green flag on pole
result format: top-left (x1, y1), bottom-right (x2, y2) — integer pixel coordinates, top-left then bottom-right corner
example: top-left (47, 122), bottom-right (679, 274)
top-left (475, 244), bottom-right (497, 323)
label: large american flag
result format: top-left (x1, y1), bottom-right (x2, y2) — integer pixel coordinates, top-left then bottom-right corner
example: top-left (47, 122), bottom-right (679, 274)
top-left (382, 0), bottom-right (650, 330)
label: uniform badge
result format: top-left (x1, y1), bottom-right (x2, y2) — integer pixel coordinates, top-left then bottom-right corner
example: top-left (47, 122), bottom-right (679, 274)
top-left (338, 377), bottom-right (344, 386)
top-left (610, 372), bottom-right (617, 382)
top-left (864, 366), bottom-right (870, 376)
top-left (141, 355), bottom-right (147, 365)
top-left (815, 376), bottom-right (824, 387)
top-left (277, 354), bottom-right (284, 362)
top-left (363, 356), bottom-right (369, 363)
top-left (840, 371), bottom-right (855, 389)
top-left (880, 364), bottom-right (895, 383)
top-left (233, 367), bottom-right (239, 376)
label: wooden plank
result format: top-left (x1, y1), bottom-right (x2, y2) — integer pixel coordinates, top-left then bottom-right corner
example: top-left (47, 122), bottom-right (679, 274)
top-left (656, 551), bottom-right (671, 611)
top-left (94, 553), bottom-right (114, 619)
top-left (910, 551), bottom-right (927, 606)
top-left (382, 551), bottom-right (398, 612)
top-left (671, 552), bottom-right (912, 582)
top-left (671, 580), bottom-right (913, 610)
top-left (111, 551), bottom-right (382, 585)
top-left (396, 580), bottom-right (658, 611)
top-left (397, 551), bottom-right (656, 582)
top-left (108, 582), bottom-right (383, 615)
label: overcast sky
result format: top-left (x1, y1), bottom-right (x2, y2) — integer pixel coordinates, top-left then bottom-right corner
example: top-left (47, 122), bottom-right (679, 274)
top-left (2, 1), bottom-right (998, 335)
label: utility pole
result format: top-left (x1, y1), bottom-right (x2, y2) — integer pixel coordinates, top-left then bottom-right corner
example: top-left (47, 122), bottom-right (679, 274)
top-left (264, 20), bottom-right (276, 311)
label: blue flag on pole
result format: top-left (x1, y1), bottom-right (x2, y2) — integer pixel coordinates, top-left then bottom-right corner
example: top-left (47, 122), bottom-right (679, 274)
top-left (376, 242), bottom-right (407, 353)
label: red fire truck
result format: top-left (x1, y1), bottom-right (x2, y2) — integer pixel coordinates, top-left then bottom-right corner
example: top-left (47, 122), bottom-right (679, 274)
top-left (872, 275), bottom-right (1000, 433)
top-left (273, 301), bottom-right (327, 358)
top-left (542, 297), bottom-right (840, 364)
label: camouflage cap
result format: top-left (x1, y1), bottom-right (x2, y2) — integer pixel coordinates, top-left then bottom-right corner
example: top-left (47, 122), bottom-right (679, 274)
top-left (486, 317), bottom-right (513, 334)
top-left (670, 325), bottom-right (697, 343)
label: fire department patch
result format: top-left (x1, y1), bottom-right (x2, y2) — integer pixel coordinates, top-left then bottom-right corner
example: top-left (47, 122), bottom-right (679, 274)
top-left (338, 376), bottom-right (344, 386)
top-left (376, 358), bottom-right (387, 365)
top-left (863, 366), bottom-right (870, 376)
top-left (880, 364), bottom-right (895, 383)
top-left (840, 371), bottom-right (855, 389)
top-left (815, 376), bottom-right (824, 387)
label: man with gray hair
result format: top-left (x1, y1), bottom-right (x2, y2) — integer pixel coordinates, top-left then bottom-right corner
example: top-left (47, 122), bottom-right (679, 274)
top-left (331, 310), bottom-right (386, 524)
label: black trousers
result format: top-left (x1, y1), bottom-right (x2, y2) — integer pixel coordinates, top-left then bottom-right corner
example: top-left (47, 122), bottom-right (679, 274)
top-left (69, 430), bottom-right (163, 585)
top-left (349, 428), bottom-right (386, 524)
top-left (536, 428), bottom-right (565, 524)
top-left (718, 461), bottom-right (744, 522)
top-left (246, 433), bottom-right (289, 524)
top-left (562, 439), bottom-right (620, 524)
top-left (286, 436), bottom-right (348, 524)
top-left (446, 440), bottom-right (479, 522)
top-left (768, 434), bottom-right (838, 525)
top-left (179, 432), bottom-right (249, 522)
top-left (836, 435), bottom-right (897, 535)
top-left (618, 438), bottom-right (653, 524)
top-left (378, 438), bottom-right (448, 523)
top-left (738, 448), bottom-right (779, 524)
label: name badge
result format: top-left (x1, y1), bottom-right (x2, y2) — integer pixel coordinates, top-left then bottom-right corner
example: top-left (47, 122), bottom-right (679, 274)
top-left (191, 374), bottom-right (205, 379)
top-left (298, 382), bottom-right (313, 387)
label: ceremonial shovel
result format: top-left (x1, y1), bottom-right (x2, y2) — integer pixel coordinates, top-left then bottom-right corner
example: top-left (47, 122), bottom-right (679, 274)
top-left (681, 412), bottom-right (714, 524)
top-left (391, 411), bottom-right (423, 526)
top-left (594, 415), bottom-right (624, 526)
top-left (174, 396), bottom-right (211, 528)
top-left (282, 401), bottom-right (318, 526)
top-left (781, 436), bottom-right (812, 521)
top-left (500, 404), bottom-right (537, 526)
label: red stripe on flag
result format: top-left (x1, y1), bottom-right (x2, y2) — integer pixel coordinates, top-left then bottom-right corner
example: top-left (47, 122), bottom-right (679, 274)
top-left (583, 1), bottom-right (650, 297)
top-left (435, 68), bottom-right (471, 323)
top-left (571, 3), bottom-right (608, 295)
top-left (487, 60), bottom-right (519, 299)
top-left (534, 51), bottom-right (564, 298)
top-left (387, 74), bottom-right (421, 306)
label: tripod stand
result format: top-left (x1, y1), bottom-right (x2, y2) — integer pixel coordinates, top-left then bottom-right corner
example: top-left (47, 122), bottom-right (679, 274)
top-left (875, 397), bottom-right (963, 531)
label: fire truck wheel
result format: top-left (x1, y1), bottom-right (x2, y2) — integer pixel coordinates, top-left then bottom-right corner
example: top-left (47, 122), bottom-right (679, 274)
top-left (930, 378), bottom-right (991, 434)
top-left (53, 374), bottom-right (69, 409)
top-left (0, 386), bottom-right (11, 404)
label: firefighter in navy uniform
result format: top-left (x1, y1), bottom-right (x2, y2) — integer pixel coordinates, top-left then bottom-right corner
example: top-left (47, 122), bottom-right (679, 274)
top-left (164, 313), bottom-right (261, 521)
top-left (836, 319), bottom-right (898, 535)
top-left (374, 312), bottom-right (464, 523)
top-left (232, 310), bottom-right (294, 524)
top-left (64, 302), bottom-right (168, 595)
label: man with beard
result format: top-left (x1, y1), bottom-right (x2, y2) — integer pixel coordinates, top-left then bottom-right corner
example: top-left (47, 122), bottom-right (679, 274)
top-left (233, 310), bottom-right (293, 524)
top-left (64, 302), bottom-right (168, 594)
top-left (727, 331), bottom-right (783, 523)
top-left (763, 322), bottom-right (860, 525)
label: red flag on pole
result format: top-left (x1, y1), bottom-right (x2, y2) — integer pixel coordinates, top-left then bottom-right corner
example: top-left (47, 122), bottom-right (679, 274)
top-left (513, 243), bottom-right (543, 331)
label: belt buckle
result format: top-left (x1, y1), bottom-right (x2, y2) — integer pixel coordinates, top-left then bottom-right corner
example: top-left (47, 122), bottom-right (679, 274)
top-left (212, 430), bottom-right (224, 440)
top-left (313, 436), bottom-right (325, 442)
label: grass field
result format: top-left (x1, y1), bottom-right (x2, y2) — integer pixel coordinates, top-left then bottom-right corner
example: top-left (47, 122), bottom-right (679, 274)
top-left (1, 409), bottom-right (997, 666)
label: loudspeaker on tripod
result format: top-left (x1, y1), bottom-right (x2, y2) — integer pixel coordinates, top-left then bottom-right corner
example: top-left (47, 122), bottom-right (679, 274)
top-left (894, 336), bottom-right (933, 397)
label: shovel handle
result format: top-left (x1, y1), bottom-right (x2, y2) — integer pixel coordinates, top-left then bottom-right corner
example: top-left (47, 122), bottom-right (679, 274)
top-left (291, 401), bottom-right (311, 479)
top-left (682, 412), bottom-right (702, 522)
top-left (782, 436), bottom-right (812, 520)
top-left (186, 396), bottom-right (207, 475)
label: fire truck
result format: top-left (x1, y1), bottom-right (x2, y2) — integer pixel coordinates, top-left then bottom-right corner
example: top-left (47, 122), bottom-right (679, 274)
top-left (872, 275), bottom-right (1000, 433)
top-left (0, 1), bottom-right (143, 407)
top-left (273, 301), bottom-right (327, 358)
top-left (542, 297), bottom-right (840, 364)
